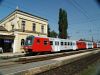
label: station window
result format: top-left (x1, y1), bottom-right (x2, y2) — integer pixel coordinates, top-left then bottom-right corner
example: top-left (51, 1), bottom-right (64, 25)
top-left (21, 39), bottom-right (25, 46)
top-left (69, 42), bottom-right (70, 46)
top-left (21, 21), bottom-right (25, 32)
top-left (33, 23), bottom-right (36, 32)
top-left (50, 41), bottom-right (53, 45)
top-left (41, 25), bottom-right (44, 33)
top-left (44, 41), bottom-right (48, 45)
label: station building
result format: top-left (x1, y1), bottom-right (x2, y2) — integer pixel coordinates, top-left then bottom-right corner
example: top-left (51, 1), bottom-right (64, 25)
top-left (0, 9), bottom-right (48, 53)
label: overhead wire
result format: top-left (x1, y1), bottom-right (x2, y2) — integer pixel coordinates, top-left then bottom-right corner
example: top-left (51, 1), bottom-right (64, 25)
top-left (0, 0), bottom-right (100, 39)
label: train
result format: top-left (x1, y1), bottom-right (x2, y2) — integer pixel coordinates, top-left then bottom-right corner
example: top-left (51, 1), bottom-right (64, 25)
top-left (23, 35), bottom-right (100, 53)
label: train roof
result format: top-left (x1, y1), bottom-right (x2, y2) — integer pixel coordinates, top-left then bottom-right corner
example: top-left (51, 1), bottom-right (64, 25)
top-left (26, 35), bottom-right (98, 43)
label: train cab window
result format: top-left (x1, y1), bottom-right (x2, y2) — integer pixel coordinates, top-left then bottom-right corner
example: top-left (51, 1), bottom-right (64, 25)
top-left (61, 42), bottom-right (63, 45)
top-left (50, 41), bottom-right (53, 45)
top-left (44, 41), bottom-right (48, 45)
top-left (37, 39), bottom-right (40, 44)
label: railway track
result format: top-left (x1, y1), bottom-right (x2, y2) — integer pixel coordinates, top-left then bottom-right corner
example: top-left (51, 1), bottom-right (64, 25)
top-left (0, 48), bottom-right (99, 68)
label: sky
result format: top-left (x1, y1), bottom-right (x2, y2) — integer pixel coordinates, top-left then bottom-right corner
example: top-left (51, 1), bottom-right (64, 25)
top-left (0, 0), bottom-right (100, 41)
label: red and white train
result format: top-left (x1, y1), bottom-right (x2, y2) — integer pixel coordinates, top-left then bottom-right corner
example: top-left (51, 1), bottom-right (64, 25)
top-left (23, 35), bottom-right (100, 53)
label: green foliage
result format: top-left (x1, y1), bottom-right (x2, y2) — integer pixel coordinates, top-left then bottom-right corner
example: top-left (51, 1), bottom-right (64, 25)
top-left (47, 24), bottom-right (51, 37)
top-left (50, 30), bottom-right (58, 38)
top-left (47, 24), bottom-right (58, 38)
top-left (58, 8), bottom-right (68, 39)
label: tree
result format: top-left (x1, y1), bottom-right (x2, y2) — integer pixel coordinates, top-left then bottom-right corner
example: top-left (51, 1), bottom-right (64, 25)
top-left (0, 0), bottom-right (3, 5)
top-left (47, 24), bottom-right (51, 37)
top-left (50, 30), bottom-right (58, 38)
top-left (96, 0), bottom-right (100, 5)
top-left (58, 8), bottom-right (68, 39)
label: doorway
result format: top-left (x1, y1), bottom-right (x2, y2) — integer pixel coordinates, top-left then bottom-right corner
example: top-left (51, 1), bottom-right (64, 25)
top-left (0, 39), bottom-right (13, 53)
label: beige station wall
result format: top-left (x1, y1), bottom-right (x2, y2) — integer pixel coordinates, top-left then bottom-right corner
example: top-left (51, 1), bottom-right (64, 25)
top-left (17, 14), bottom-right (48, 35)
top-left (0, 11), bottom-right (48, 53)
top-left (13, 32), bottom-right (47, 53)
top-left (0, 14), bottom-right (15, 31)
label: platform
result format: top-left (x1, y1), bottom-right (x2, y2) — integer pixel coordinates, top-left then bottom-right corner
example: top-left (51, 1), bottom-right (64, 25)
top-left (0, 52), bottom-right (25, 59)
top-left (0, 49), bottom-right (100, 75)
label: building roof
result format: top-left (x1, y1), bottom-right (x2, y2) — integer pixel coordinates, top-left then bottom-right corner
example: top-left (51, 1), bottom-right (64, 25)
top-left (16, 9), bottom-right (48, 21)
top-left (0, 9), bottom-right (48, 24)
top-left (0, 26), bottom-right (8, 31)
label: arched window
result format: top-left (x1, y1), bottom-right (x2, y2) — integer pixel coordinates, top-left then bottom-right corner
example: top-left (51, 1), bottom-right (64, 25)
top-left (21, 39), bottom-right (25, 46)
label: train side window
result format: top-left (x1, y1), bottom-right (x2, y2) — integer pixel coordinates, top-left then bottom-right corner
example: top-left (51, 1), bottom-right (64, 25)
top-left (44, 41), bottom-right (48, 45)
top-left (70, 42), bottom-right (72, 46)
top-left (61, 42), bottom-right (63, 45)
top-left (55, 42), bottom-right (57, 45)
top-left (69, 42), bottom-right (71, 45)
top-left (73, 43), bottom-right (75, 45)
top-left (55, 41), bottom-right (59, 45)
top-left (37, 39), bottom-right (40, 44)
top-left (21, 39), bottom-right (25, 46)
top-left (68, 42), bottom-right (69, 46)
top-left (57, 42), bottom-right (59, 45)
top-left (65, 42), bottom-right (67, 45)
top-left (50, 41), bottom-right (53, 45)
top-left (58, 42), bottom-right (59, 45)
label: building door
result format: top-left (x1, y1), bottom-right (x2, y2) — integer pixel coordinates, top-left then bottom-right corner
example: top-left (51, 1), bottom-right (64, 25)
top-left (3, 39), bottom-right (13, 52)
top-left (0, 39), bottom-right (4, 50)
top-left (0, 39), bottom-right (13, 53)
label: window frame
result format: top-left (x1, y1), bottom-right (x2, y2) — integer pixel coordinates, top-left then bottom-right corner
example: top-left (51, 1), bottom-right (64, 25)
top-left (22, 21), bottom-right (25, 32)
top-left (32, 23), bottom-right (36, 32)
top-left (44, 40), bottom-right (48, 45)
top-left (50, 41), bottom-right (53, 45)
top-left (41, 25), bottom-right (44, 33)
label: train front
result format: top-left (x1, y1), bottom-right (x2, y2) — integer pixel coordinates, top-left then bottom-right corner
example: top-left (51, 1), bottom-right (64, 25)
top-left (23, 36), bottom-right (34, 53)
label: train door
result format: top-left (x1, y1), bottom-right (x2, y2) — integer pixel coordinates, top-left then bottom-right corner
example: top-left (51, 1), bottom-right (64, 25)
top-left (0, 39), bottom-right (13, 53)
top-left (73, 41), bottom-right (77, 50)
top-left (3, 39), bottom-right (13, 52)
top-left (54, 39), bottom-right (60, 52)
top-left (49, 38), bottom-right (60, 52)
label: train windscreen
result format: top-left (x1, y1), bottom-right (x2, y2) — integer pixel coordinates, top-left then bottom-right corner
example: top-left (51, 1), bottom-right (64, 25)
top-left (25, 36), bottom-right (34, 45)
